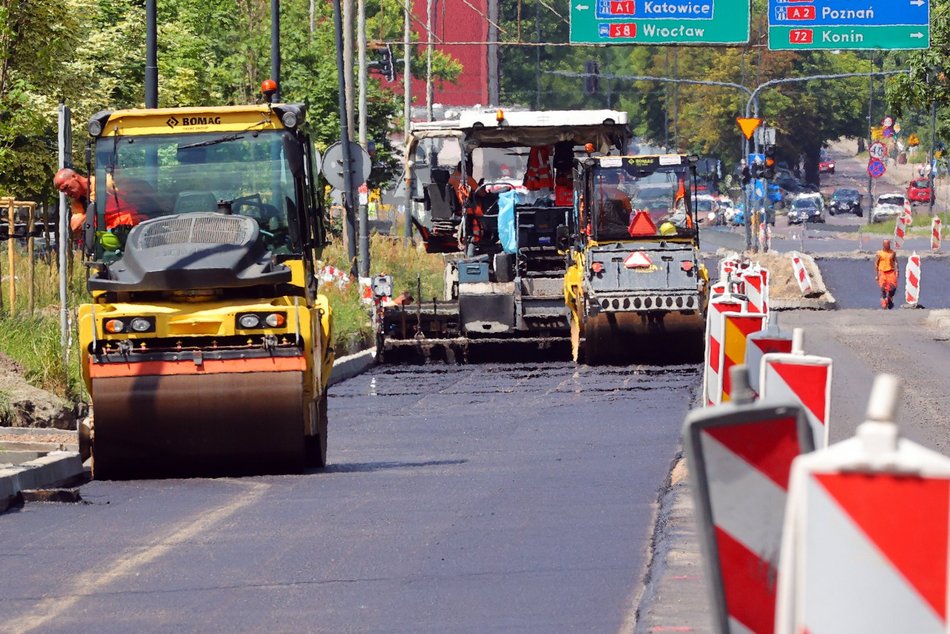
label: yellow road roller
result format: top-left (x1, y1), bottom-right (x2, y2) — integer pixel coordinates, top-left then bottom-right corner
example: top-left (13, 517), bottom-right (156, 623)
top-left (564, 154), bottom-right (709, 365)
top-left (76, 94), bottom-right (333, 479)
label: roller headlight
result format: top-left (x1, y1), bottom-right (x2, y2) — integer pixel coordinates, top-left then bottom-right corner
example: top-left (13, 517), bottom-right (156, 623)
top-left (130, 318), bottom-right (153, 332)
top-left (88, 120), bottom-right (103, 136)
top-left (238, 314), bottom-right (262, 329)
top-left (280, 111), bottom-right (298, 128)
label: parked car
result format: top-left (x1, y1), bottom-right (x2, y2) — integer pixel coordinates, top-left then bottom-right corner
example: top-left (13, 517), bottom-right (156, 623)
top-left (871, 193), bottom-right (908, 223)
top-left (828, 188), bottom-right (863, 216)
top-left (787, 196), bottom-right (825, 224)
top-left (717, 198), bottom-right (738, 224)
top-left (818, 159), bottom-right (836, 174)
top-left (694, 194), bottom-right (722, 225)
top-left (906, 178), bottom-right (935, 205)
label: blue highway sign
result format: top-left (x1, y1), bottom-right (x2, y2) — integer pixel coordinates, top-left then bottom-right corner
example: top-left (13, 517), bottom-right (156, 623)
top-left (770, 0), bottom-right (929, 26)
top-left (768, 0), bottom-right (930, 50)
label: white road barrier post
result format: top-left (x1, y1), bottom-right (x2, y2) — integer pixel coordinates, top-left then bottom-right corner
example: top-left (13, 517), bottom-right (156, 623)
top-left (745, 319), bottom-right (793, 397)
top-left (788, 252), bottom-right (812, 295)
top-left (684, 365), bottom-right (813, 634)
top-left (704, 292), bottom-right (748, 407)
top-left (931, 216), bottom-right (942, 252)
top-left (760, 328), bottom-right (833, 448)
top-left (904, 251), bottom-right (921, 308)
top-left (776, 374), bottom-right (950, 634)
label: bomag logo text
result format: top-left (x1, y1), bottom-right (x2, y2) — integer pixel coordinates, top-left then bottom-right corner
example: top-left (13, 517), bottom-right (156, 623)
top-left (181, 116), bottom-right (222, 126)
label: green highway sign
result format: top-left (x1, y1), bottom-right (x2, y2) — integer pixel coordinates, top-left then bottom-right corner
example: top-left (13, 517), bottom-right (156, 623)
top-left (569, 0), bottom-right (750, 44)
top-left (769, 25), bottom-right (929, 50)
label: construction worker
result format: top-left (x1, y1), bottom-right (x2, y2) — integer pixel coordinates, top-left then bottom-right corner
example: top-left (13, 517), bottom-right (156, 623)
top-left (874, 239), bottom-right (899, 309)
top-left (52, 167), bottom-right (89, 236)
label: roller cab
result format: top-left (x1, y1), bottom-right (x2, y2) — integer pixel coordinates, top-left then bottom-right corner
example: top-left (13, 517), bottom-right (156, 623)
top-left (78, 100), bottom-right (332, 479)
top-left (566, 155), bottom-right (708, 365)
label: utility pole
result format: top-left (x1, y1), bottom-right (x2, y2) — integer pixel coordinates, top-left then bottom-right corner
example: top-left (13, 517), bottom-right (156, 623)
top-left (343, 0), bottom-right (355, 139)
top-left (535, 0), bottom-right (541, 109)
top-left (333, 0), bottom-right (358, 270)
top-left (357, 0), bottom-right (369, 277)
top-left (271, 0), bottom-right (281, 101)
top-left (145, 0), bottom-right (157, 108)
top-left (867, 54), bottom-right (874, 224)
top-left (487, 0), bottom-right (499, 105)
top-left (403, 0), bottom-right (413, 245)
top-left (928, 67), bottom-right (938, 218)
top-left (426, 0), bottom-right (434, 121)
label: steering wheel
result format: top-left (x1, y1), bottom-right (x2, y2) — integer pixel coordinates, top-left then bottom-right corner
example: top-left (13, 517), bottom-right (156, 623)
top-left (231, 194), bottom-right (267, 221)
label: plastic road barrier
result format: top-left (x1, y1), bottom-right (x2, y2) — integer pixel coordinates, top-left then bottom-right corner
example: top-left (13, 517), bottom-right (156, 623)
top-left (932, 217), bottom-right (942, 252)
top-left (704, 294), bottom-right (748, 407)
top-left (720, 312), bottom-right (767, 403)
top-left (684, 366), bottom-right (813, 634)
top-left (788, 252), bottom-right (813, 295)
top-left (745, 322), bottom-right (794, 397)
top-left (776, 374), bottom-right (950, 634)
top-left (760, 329), bottom-right (833, 448)
top-left (905, 252), bottom-right (921, 307)
top-left (741, 266), bottom-right (769, 316)
top-left (894, 206), bottom-right (910, 249)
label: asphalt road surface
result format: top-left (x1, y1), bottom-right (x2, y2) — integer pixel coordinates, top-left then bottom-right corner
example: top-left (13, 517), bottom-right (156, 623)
top-left (0, 362), bottom-right (699, 633)
top-left (818, 256), bottom-right (950, 309)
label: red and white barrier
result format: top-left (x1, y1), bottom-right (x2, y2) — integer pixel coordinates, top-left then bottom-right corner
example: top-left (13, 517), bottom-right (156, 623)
top-left (719, 312), bottom-right (767, 403)
top-left (933, 217), bottom-right (942, 252)
top-left (317, 263), bottom-right (353, 290)
top-left (741, 266), bottom-right (770, 315)
top-left (789, 252), bottom-right (813, 295)
top-left (704, 294), bottom-right (748, 407)
top-left (684, 367), bottom-right (814, 634)
top-left (776, 374), bottom-right (950, 634)
top-left (894, 202), bottom-right (912, 249)
top-left (745, 322), bottom-right (794, 397)
top-left (760, 328), bottom-right (833, 448)
top-left (905, 251), bottom-right (921, 307)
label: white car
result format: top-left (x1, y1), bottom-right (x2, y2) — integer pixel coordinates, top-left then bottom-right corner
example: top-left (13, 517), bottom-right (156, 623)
top-left (795, 191), bottom-right (825, 213)
top-left (871, 193), bottom-right (907, 223)
top-left (694, 195), bottom-right (722, 225)
top-left (716, 198), bottom-right (738, 223)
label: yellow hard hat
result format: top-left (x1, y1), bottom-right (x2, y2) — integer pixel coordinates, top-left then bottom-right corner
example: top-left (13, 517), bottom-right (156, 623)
top-left (659, 221), bottom-right (677, 236)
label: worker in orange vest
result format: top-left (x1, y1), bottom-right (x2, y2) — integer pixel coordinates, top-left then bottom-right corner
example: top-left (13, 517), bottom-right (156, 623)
top-left (874, 239), bottom-right (899, 309)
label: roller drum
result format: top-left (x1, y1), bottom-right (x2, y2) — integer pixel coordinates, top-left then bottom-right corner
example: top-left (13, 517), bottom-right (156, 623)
top-left (91, 371), bottom-right (306, 479)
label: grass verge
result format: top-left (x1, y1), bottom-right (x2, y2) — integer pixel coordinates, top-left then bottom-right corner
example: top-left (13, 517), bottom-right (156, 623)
top-left (859, 211), bottom-right (949, 236)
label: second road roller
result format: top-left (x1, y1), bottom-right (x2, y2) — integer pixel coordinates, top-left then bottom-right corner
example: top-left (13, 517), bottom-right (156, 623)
top-left (564, 154), bottom-right (709, 365)
top-left (76, 83), bottom-right (333, 479)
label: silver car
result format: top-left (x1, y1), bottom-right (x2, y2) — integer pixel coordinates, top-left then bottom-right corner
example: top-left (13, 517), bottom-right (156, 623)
top-left (871, 193), bottom-right (907, 223)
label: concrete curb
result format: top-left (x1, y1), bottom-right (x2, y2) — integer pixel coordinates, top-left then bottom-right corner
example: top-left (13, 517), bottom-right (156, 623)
top-left (0, 451), bottom-right (83, 513)
top-left (329, 347), bottom-right (377, 386)
top-left (927, 310), bottom-right (950, 334)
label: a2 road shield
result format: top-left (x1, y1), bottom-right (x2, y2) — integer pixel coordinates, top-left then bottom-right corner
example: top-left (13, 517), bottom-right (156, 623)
top-left (745, 326), bottom-right (793, 397)
top-left (719, 312), bottom-right (767, 404)
top-left (684, 398), bottom-right (813, 634)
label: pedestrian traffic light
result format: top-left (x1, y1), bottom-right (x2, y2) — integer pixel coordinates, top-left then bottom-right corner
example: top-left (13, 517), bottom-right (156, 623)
top-left (377, 45), bottom-right (395, 82)
top-left (764, 145), bottom-right (777, 179)
top-left (584, 60), bottom-right (599, 95)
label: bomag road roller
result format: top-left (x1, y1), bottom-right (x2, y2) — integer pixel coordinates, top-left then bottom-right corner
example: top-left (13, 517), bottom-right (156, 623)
top-left (76, 90), bottom-right (333, 479)
top-left (564, 154), bottom-right (709, 365)
top-left (378, 108), bottom-right (630, 363)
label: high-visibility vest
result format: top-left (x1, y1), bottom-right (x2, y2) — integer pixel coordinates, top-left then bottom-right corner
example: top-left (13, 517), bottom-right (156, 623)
top-left (524, 146), bottom-right (553, 190)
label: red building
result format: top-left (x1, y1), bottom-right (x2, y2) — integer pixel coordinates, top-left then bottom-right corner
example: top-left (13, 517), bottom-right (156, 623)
top-left (381, 0), bottom-right (491, 108)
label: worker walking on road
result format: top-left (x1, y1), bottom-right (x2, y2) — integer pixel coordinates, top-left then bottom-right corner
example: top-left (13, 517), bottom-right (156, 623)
top-left (874, 239), bottom-right (899, 309)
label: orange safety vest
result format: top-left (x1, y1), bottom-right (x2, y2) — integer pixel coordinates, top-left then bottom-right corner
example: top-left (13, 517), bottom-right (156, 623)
top-left (524, 146), bottom-right (553, 190)
top-left (875, 249), bottom-right (897, 273)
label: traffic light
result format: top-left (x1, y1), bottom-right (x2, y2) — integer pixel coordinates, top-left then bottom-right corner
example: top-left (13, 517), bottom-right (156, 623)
top-left (764, 145), bottom-right (776, 180)
top-left (584, 60), bottom-right (599, 95)
top-left (377, 45), bottom-right (395, 82)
